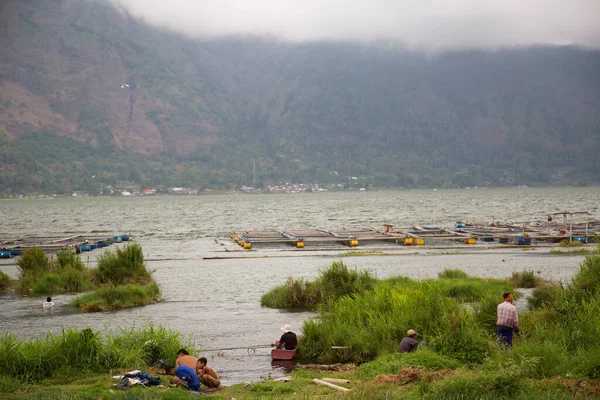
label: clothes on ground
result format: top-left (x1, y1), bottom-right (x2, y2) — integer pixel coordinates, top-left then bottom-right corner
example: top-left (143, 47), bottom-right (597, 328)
top-left (115, 371), bottom-right (162, 389)
top-left (279, 331), bottom-right (298, 350)
top-left (496, 301), bottom-right (519, 330)
top-left (175, 366), bottom-right (200, 391)
top-left (176, 354), bottom-right (198, 369)
top-left (43, 301), bottom-right (55, 308)
top-left (398, 336), bottom-right (418, 353)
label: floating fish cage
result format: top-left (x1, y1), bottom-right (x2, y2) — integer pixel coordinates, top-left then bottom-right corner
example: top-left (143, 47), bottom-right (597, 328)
top-left (0, 234), bottom-right (132, 257)
top-left (229, 214), bottom-right (599, 250)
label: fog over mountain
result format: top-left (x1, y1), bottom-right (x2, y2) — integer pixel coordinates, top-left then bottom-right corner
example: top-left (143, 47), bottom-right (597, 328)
top-left (106, 0), bottom-right (600, 50)
top-left (0, 0), bottom-right (599, 195)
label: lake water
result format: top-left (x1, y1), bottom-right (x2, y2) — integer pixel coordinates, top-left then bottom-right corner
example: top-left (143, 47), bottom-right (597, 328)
top-left (0, 188), bottom-right (598, 383)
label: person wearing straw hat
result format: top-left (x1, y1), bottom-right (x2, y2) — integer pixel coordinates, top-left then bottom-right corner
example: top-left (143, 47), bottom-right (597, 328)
top-left (272, 324), bottom-right (298, 350)
top-left (398, 329), bottom-right (419, 353)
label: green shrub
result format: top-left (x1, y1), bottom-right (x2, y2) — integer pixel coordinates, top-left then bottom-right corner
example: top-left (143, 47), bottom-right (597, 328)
top-left (559, 239), bottom-right (582, 247)
top-left (505, 341), bottom-right (568, 378)
top-left (428, 310), bottom-right (493, 365)
top-left (438, 269), bottom-right (469, 279)
top-left (509, 270), bottom-right (539, 288)
top-left (0, 271), bottom-right (10, 291)
top-left (96, 243), bottom-right (151, 285)
top-left (528, 284), bottom-right (561, 309)
top-left (71, 283), bottom-right (160, 312)
top-left (31, 272), bottom-right (62, 295)
top-left (261, 261), bottom-right (376, 309)
top-left (16, 248), bottom-right (92, 294)
top-left (56, 250), bottom-right (85, 271)
top-left (568, 253), bottom-right (600, 299)
top-left (17, 248), bottom-right (49, 276)
top-left (570, 346), bottom-right (600, 379)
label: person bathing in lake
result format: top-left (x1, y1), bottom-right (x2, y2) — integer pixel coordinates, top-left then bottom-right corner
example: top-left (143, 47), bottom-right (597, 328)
top-left (272, 324), bottom-right (298, 350)
top-left (496, 292), bottom-right (519, 348)
top-left (196, 357), bottom-right (221, 390)
top-left (398, 329), bottom-right (419, 353)
top-left (43, 296), bottom-right (55, 308)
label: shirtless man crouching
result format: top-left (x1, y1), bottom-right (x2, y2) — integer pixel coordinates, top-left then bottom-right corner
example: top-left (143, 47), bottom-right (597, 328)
top-left (196, 357), bottom-right (221, 390)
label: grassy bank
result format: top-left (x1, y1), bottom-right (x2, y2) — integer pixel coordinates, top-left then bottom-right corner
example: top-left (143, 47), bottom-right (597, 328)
top-left (8, 243), bottom-right (161, 312)
top-left (3, 250), bottom-right (600, 398)
top-left (0, 324), bottom-right (193, 385)
top-left (70, 243), bottom-right (160, 311)
top-left (71, 282), bottom-right (161, 312)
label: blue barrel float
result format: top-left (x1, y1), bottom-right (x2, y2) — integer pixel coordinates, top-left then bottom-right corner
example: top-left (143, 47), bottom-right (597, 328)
top-left (79, 245), bottom-right (91, 252)
top-left (10, 249), bottom-right (22, 256)
top-left (517, 236), bottom-right (532, 245)
top-left (499, 238), bottom-right (509, 244)
top-left (0, 250), bottom-right (12, 259)
top-left (573, 236), bottom-right (586, 243)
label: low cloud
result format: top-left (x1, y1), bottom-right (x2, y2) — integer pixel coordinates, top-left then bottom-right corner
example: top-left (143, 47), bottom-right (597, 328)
top-left (106, 0), bottom-right (600, 50)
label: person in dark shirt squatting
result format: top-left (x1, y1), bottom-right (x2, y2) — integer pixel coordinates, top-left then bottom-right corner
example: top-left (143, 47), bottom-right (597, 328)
top-left (272, 324), bottom-right (298, 350)
top-left (398, 329), bottom-right (419, 353)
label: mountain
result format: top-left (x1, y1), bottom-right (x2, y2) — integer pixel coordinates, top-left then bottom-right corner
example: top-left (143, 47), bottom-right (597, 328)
top-left (1, 0), bottom-right (599, 195)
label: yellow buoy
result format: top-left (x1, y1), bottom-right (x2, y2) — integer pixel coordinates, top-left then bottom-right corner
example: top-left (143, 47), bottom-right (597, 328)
top-left (297, 240), bottom-right (305, 248)
top-left (350, 239), bottom-right (359, 247)
top-left (243, 242), bottom-right (252, 249)
top-left (464, 237), bottom-right (477, 245)
top-left (405, 237), bottom-right (414, 245)
top-left (416, 238), bottom-right (425, 245)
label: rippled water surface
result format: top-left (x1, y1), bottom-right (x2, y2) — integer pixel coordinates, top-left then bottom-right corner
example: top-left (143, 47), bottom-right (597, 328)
top-left (1, 188), bottom-right (599, 383)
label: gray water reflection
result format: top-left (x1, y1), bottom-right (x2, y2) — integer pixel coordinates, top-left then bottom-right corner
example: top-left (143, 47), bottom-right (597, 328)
top-left (0, 188), bottom-right (598, 383)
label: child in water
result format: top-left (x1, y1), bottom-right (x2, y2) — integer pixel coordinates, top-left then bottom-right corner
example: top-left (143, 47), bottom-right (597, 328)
top-left (43, 296), bottom-right (55, 308)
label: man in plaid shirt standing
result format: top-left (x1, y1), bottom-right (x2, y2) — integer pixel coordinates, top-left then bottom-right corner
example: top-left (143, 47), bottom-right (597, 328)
top-left (496, 292), bottom-right (519, 347)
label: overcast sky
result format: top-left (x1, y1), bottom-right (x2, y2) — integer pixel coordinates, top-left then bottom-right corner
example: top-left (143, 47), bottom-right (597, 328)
top-left (106, 0), bottom-right (600, 51)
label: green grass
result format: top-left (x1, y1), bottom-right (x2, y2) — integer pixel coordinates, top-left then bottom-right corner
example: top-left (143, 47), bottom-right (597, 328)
top-left (0, 324), bottom-right (194, 385)
top-left (71, 282), bottom-right (161, 312)
top-left (509, 270), bottom-right (542, 288)
top-left (0, 271), bottom-right (11, 291)
top-left (559, 239), bottom-right (583, 247)
top-left (549, 248), bottom-right (592, 255)
top-left (96, 243), bottom-right (152, 285)
top-left (16, 248), bottom-right (94, 294)
top-left (438, 269), bottom-right (469, 279)
top-left (260, 260), bottom-right (377, 309)
top-left (356, 350), bottom-right (461, 380)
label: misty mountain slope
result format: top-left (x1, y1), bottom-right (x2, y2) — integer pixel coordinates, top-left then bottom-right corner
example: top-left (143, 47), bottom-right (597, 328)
top-left (0, 0), bottom-right (599, 194)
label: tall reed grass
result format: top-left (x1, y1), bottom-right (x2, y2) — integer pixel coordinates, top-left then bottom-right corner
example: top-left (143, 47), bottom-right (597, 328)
top-left (0, 324), bottom-right (193, 384)
top-left (16, 248), bottom-right (93, 294)
top-left (0, 271), bottom-right (10, 291)
top-left (261, 260), bottom-right (376, 309)
top-left (96, 243), bottom-right (151, 285)
top-left (509, 270), bottom-right (541, 288)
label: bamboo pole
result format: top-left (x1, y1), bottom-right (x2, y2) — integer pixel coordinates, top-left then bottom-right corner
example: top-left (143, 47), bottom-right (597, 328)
top-left (322, 378), bottom-right (351, 384)
top-left (312, 379), bottom-right (350, 392)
